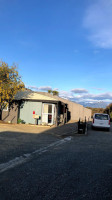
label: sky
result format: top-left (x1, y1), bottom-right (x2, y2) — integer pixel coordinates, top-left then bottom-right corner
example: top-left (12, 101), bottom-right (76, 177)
top-left (0, 0), bottom-right (112, 104)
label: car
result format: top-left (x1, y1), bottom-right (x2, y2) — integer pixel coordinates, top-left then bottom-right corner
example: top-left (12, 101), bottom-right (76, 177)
top-left (92, 113), bottom-right (110, 131)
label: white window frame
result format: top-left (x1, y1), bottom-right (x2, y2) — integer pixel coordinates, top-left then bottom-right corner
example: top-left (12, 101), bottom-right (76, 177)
top-left (3, 102), bottom-right (9, 111)
top-left (42, 103), bottom-right (55, 125)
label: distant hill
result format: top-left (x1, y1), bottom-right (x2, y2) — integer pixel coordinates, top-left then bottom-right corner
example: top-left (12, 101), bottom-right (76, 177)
top-left (78, 101), bottom-right (109, 108)
top-left (59, 95), bottom-right (110, 108)
top-left (85, 107), bottom-right (105, 116)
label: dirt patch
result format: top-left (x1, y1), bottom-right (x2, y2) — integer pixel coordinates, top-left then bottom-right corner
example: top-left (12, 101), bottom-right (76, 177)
top-left (0, 123), bottom-right (51, 134)
top-left (0, 120), bottom-right (9, 124)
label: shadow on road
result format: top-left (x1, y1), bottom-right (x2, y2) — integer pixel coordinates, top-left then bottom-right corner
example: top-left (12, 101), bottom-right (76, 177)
top-left (0, 122), bottom-right (78, 164)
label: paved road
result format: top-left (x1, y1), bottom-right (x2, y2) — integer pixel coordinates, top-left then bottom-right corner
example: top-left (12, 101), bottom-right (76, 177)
top-left (0, 125), bottom-right (112, 200)
top-left (0, 122), bottom-right (77, 164)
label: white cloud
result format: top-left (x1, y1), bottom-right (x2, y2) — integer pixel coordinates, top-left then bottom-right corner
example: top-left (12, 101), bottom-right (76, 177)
top-left (26, 85), bottom-right (112, 104)
top-left (59, 89), bottom-right (112, 104)
top-left (38, 86), bottom-right (52, 91)
top-left (53, 88), bottom-right (59, 91)
top-left (91, 87), bottom-right (104, 91)
top-left (26, 85), bottom-right (52, 91)
top-left (83, 0), bottom-right (112, 48)
top-left (71, 88), bottom-right (88, 94)
top-left (27, 85), bottom-right (38, 90)
top-left (74, 92), bottom-right (112, 101)
top-left (59, 90), bottom-right (75, 99)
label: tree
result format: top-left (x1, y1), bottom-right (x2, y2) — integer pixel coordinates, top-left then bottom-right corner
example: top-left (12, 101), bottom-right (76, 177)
top-left (104, 103), bottom-right (112, 118)
top-left (0, 61), bottom-right (25, 119)
top-left (48, 90), bottom-right (59, 96)
top-left (86, 107), bottom-right (104, 117)
top-left (52, 90), bottom-right (59, 96)
top-left (48, 90), bottom-right (52, 94)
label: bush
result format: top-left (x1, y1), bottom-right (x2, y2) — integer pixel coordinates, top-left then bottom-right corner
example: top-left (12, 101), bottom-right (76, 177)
top-left (17, 118), bottom-right (25, 124)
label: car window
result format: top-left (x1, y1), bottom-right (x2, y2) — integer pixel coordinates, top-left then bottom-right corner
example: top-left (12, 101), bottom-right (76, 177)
top-left (95, 114), bottom-right (108, 120)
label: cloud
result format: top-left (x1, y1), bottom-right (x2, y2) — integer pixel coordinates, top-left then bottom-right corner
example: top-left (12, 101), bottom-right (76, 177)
top-left (59, 89), bottom-right (112, 104)
top-left (83, 0), bottom-right (112, 48)
top-left (59, 89), bottom-right (89, 101)
top-left (71, 88), bottom-right (88, 94)
top-left (92, 92), bottom-right (112, 100)
top-left (59, 90), bottom-right (75, 99)
top-left (26, 85), bottom-right (52, 91)
top-left (53, 88), bottom-right (59, 91)
top-left (75, 92), bottom-right (112, 101)
top-left (38, 86), bottom-right (52, 91)
top-left (26, 85), bottom-right (112, 104)
top-left (27, 85), bottom-right (38, 90)
top-left (91, 87), bottom-right (104, 91)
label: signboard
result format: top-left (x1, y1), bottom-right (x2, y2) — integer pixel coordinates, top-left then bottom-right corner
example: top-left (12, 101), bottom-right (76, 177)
top-left (33, 114), bottom-right (39, 119)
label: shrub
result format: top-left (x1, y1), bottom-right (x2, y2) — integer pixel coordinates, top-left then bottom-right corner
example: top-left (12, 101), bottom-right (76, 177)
top-left (17, 118), bottom-right (25, 124)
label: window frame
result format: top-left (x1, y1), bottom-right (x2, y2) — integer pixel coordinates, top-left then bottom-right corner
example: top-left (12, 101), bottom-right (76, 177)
top-left (3, 102), bottom-right (9, 112)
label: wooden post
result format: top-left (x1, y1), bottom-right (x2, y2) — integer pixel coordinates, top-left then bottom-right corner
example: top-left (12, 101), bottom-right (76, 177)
top-left (63, 103), bottom-right (65, 125)
top-left (66, 108), bottom-right (67, 123)
top-left (55, 103), bottom-right (58, 127)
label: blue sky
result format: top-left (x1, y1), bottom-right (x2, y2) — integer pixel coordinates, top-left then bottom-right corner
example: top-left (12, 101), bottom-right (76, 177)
top-left (0, 0), bottom-right (112, 103)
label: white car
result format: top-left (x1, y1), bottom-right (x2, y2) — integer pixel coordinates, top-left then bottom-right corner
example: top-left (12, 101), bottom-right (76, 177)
top-left (92, 113), bottom-right (110, 131)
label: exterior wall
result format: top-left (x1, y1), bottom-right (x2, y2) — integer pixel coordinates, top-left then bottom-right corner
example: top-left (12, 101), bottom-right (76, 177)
top-left (66, 101), bottom-right (91, 121)
top-left (66, 101), bottom-right (84, 121)
top-left (19, 101), bottom-right (42, 124)
top-left (2, 103), bottom-right (18, 123)
top-left (50, 97), bottom-right (91, 122)
top-left (64, 100), bottom-right (91, 121)
top-left (83, 107), bottom-right (91, 121)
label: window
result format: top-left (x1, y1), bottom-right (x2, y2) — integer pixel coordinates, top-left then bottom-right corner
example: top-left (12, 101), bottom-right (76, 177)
top-left (43, 104), bottom-right (52, 114)
top-left (95, 114), bottom-right (108, 120)
top-left (43, 104), bottom-right (48, 113)
top-left (3, 103), bottom-right (8, 111)
top-left (48, 105), bottom-right (52, 114)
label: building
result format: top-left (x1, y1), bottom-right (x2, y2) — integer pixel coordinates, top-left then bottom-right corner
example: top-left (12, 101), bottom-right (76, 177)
top-left (1, 91), bottom-right (91, 125)
top-left (2, 90), bottom-right (67, 126)
top-left (37, 92), bottom-right (92, 122)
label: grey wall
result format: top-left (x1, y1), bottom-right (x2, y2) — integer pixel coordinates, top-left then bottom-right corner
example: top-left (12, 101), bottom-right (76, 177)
top-left (61, 99), bottom-right (91, 121)
top-left (19, 101), bottom-right (42, 124)
top-left (2, 103), bottom-right (18, 123)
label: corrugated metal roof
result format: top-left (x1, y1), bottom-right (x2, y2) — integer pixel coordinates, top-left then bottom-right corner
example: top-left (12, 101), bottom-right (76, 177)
top-left (15, 91), bottom-right (58, 101)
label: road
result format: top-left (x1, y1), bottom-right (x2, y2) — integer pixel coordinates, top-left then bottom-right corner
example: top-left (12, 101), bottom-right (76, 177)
top-left (0, 124), bottom-right (112, 200)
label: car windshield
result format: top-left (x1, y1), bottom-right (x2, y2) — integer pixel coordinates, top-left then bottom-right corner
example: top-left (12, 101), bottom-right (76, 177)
top-left (95, 114), bottom-right (108, 120)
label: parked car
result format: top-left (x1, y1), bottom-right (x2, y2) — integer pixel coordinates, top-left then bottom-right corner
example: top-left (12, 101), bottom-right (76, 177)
top-left (92, 113), bottom-right (110, 131)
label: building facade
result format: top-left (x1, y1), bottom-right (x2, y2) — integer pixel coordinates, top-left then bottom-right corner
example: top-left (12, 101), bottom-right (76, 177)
top-left (1, 91), bottom-right (91, 125)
